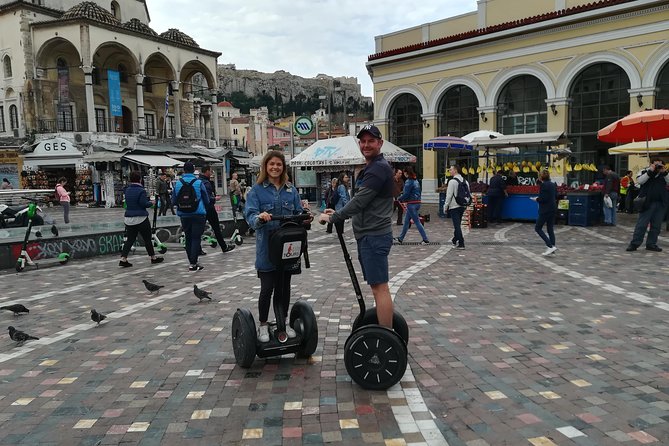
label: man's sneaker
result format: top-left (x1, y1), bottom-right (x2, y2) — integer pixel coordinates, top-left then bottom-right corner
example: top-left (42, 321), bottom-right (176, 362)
top-left (542, 246), bottom-right (557, 256)
top-left (419, 240), bottom-right (430, 245)
top-left (456, 245), bottom-right (465, 250)
top-left (451, 237), bottom-right (457, 246)
top-left (151, 257), bottom-right (164, 264)
top-left (646, 245), bottom-right (663, 252)
top-left (626, 244), bottom-right (638, 252)
top-left (119, 260), bottom-right (132, 268)
top-left (285, 321), bottom-right (297, 339)
top-left (199, 250), bottom-right (207, 256)
top-left (393, 237), bottom-right (403, 244)
top-left (257, 324), bottom-right (270, 343)
top-left (189, 264), bottom-right (205, 272)
top-left (222, 244), bottom-right (235, 253)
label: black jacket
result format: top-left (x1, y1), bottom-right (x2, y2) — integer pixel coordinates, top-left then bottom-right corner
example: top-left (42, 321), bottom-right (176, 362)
top-left (199, 174), bottom-right (216, 206)
top-left (487, 174), bottom-right (506, 197)
top-left (536, 180), bottom-right (557, 215)
top-left (638, 169), bottom-right (669, 206)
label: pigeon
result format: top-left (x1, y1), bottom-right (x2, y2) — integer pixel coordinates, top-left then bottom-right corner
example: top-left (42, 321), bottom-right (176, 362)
top-left (91, 309), bottom-right (107, 325)
top-left (143, 279), bottom-right (164, 294)
top-left (0, 304), bottom-right (29, 316)
top-left (51, 225), bottom-right (59, 236)
top-left (8, 326), bottom-right (39, 344)
top-left (193, 285), bottom-right (212, 302)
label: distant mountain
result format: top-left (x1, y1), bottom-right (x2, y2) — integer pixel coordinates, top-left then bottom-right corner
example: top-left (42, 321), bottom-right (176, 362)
top-left (216, 64), bottom-right (373, 119)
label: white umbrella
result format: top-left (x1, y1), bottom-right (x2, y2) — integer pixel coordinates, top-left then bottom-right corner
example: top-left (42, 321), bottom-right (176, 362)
top-left (608, 138), bottom-right (669, 155)
top-left (289, 136), bottom-right (416, 169)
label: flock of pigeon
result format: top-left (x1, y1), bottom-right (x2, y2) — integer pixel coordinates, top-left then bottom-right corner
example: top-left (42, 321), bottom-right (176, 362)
top-left (3, 280), bottom-right (213, 345)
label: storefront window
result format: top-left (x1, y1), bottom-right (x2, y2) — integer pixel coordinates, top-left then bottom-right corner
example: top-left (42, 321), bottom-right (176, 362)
top-left (497, 76), bottom-right (547, 135)
top-left (9, 104), bottom-right (18, 130)
top-left (656, 61), bottom-right (669, 109)
top-left (389, 93), bottom-right (423, 176)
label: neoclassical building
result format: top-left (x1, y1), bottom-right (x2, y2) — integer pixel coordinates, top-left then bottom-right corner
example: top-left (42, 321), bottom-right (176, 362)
top-left (0, 0), bottom-right (221, 141)
top-left (366, 0), bottom-right (669, 202)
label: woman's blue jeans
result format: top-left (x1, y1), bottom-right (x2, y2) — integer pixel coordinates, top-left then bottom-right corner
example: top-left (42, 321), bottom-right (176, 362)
top-left (399, 203), bottom-right (428, 241)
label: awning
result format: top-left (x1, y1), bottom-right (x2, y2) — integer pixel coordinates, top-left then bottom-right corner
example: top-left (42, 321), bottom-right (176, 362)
top-left (122, 154), bottom-right (184, 167)
top-left (84, 151), bottom-right (126, 163)
top-left (170, 153), bottom-right (221, 163)
top-left (469, 131), bottom-right (569, 148)
top-left (608, 138), bottom-right (669, 155)
top-left (22, 157), bottom-right (83, 167)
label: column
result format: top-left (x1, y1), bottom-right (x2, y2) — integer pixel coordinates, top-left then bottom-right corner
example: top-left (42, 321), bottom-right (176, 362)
top-left (172, 80), bottom-right (182, 138)
top-left (211, 93), bottom-right (220, 144)
top-left (83, 65), bottom-right (96, 132)
top-left (421, 113), bottom-right (439, 204)
top-left (135, 74), bottom-right (146, 136)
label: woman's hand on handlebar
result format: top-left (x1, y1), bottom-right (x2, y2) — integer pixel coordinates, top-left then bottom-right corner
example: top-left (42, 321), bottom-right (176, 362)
top-left (258, 212), bottom-right (272, 222)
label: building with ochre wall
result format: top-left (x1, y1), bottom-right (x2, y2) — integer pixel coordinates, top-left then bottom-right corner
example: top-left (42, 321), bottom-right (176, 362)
top-left (367, 0), bottom-right (669, 202)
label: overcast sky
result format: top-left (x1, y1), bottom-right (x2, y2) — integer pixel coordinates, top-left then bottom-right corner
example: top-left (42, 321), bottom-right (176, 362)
top-left (149, 1), bottom-right (478, 98)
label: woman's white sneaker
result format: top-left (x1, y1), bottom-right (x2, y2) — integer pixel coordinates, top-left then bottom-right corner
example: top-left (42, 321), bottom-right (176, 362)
top-left (542, 246), bottom-right (557, 256)
top-left (285, 320), bottom-right (297, 339)
top-left (257, 324), bottom-right (270, 343)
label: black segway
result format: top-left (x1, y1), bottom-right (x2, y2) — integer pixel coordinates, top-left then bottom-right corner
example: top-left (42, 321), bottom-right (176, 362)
top-left (232, 213), bottom-right (318, 368)
top-left (334, 222), bottom-right (409, 390)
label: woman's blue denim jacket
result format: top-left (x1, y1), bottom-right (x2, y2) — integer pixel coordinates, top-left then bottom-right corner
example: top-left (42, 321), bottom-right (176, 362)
top-left (244, 181), bottom-right (304, 271)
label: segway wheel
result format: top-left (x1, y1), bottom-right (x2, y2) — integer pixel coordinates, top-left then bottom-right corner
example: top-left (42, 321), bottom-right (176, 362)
top-left (344, 326), bottom-right (407, 391)
top-left (158, 245), bottom-right (167, 254)
top-left (353, 309), bottom-right (410, 344)
top-left (234, 235), bottom-right (243, 246)
top-left (290, 301), bottom-right (318, 357)
top-left (231, 308), bottom-right (257, 368)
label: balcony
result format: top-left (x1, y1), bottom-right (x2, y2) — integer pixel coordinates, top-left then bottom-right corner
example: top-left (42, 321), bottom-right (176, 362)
top-left (37, 118), bottom-right (89, 133)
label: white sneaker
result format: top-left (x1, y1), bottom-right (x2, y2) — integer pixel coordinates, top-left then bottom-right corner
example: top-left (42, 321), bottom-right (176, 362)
top-left (285, 320), bottom-right (297, 339)
top-left (257, 324), bottom-right (269, 343)
top-left (542, 246), bottom-right (557, 256)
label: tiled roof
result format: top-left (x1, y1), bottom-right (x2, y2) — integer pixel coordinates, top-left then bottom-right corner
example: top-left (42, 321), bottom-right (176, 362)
top-left (61, 1), bottom-right (120, 27)
top-left (122, 18), bottom-right (158, 36)
top-left (369, 0), bottom-right (635, 61)
top-left (159, 28), bottom-right (199, 48)
top-left (218, 101), bottom-right (234, 107)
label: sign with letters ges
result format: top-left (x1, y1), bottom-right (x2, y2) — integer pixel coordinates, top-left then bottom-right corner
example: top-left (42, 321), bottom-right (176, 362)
top-left (28, 138), bottom-right (83, 157)
top-left (294, 116), bottom-right (314, 136)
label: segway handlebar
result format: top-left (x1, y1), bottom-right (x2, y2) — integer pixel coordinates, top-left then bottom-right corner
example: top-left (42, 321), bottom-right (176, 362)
top-left (259, 213), bottom-right (312, 224)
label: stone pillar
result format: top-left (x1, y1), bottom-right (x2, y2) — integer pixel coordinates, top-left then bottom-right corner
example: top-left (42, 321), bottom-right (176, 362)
top-left (421, 113), bottom-right (440, 204)
top-left (172, 80), bottom-right (182, 138)
top-left (83, 65), bottom-right (96, 132)
top-left (211, 94), bottom-right (220, 144)
top-left (135, 74), bottom-right (146, 136)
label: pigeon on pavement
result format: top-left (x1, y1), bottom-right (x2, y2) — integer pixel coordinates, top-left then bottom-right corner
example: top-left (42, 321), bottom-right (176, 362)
top-left (142, 279), bottom-right (164, 294)
top-left (193, 285), bottom-right (212, 302)
top-left (0, 304), bottom-right (29, 316)
top-left (8, 326), bottom-right (39, 344)
top-left (91, 309), bottom-right (107, 325)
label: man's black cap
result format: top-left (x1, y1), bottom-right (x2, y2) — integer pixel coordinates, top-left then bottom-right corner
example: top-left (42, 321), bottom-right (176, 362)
top-left (357, 124), bottom-right (382, 139)
top-left (183, 161), bottom-right (195, 173)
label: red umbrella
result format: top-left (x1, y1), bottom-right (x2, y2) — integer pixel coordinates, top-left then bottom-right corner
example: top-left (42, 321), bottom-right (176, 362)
top-left (597, 109), bottom-right (669, 144)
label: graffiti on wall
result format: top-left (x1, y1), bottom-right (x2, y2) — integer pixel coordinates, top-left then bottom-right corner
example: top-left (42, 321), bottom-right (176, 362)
top-left (8, 233), bottom-right (126, 262)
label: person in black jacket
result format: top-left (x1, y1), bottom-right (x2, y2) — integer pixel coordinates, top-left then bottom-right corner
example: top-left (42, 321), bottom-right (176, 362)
top-left (200, 165), bottom-right (235, 254)
top-left (119, 171), bottom-right (164, 267)
top-left (531, 169), bottom-right (557, 256)
top-left (626, 160), bottom-right (669, 252)
top-left (157, 173), bottom-right (172, 216)
top-left (487, 170), bottom-right (507, 224)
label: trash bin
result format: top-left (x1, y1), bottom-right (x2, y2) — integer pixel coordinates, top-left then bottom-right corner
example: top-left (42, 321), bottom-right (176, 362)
top-left (439, 192), bottom-right (446, 218)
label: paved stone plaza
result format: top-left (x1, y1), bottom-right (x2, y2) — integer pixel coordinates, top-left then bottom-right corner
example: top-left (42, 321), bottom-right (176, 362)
top-left (0, 209), bottom-right (668, 446)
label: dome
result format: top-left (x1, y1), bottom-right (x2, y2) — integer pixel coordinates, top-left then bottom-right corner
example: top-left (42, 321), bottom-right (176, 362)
top-left (218, 101), bottom-right (234, 107)
top-left (122, 18), bottom-right (158, 36)
top-left (159, 28), bottom-right (199, 48)
top-left (62, 2), bottom-right (120, 26)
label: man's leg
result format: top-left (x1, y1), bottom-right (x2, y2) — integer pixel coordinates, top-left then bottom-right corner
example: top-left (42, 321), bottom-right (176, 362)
top-left (630, 207), bottom-right (653, 247)
top-left (181, 218), bottom-right (194, 265)
top-left (610, 193), bottom-right (618, 225)
top-left (370, 282), bottom-right (393, 328)
top-left (206, 207), bottom-right (228, 250)
top-left (645, 202), bottom-right (666, 247)
top-left (190, 216), bottom-right (206, 265)
top-left (452, 207), bottom-right (464, 246)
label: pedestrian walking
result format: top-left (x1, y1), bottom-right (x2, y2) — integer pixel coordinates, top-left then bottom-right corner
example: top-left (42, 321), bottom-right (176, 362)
top-left (394, 166), bottom-right (429, 244)
top-left (324, 177), bottom-right (339, 233)
top-left (199, 165), bottom-right (235, 253)
top-left (229, 172), bottom-right (243, 217)
top-left (443, 165), bottom-right (468, 250)
top-left (244, 150), bottom-right (309, 342)
top-left (157, 172), bottom-right (171, 216)
top-left (487, 169), bottom-right (507, 224)
top-left (393, 168), bottom-right (404, 225)
top-left (55, 177), bottom-right (71, 224)
top-left (119, 171), bottom-right (164, 268)
top-left (531, 169), bottom-right (558, 256)
top-left (335, 172), bottom-right (351, 212)
top-left (602, 165), bottom-right (620, 225)
top-left (626, 159), bottom-right (669, 252)
top-left (172, 161), bottom-right (210, 272)
top-left (319, 125), bottom-right (396, 329)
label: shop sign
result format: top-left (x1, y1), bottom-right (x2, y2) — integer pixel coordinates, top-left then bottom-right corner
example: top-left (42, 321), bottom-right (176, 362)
top-left (0, 150), bottom-right (20, 164)
top-left (28, 138), bottom-right (83, 157)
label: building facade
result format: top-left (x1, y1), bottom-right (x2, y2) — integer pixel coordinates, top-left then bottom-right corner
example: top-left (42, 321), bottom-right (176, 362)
top-left (366, 0), bottom-right (669, 202)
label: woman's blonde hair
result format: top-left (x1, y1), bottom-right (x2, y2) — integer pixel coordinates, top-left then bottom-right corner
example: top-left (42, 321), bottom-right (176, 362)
top-left (256, 150), bottom-right (288, 185)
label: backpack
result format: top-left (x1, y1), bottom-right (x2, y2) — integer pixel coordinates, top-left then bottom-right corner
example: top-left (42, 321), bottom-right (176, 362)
top-left (454, 178), bottom-right (472, 206)
top-left (176, 178), bottom-right (200, 212)
top-left (329, 188), bottom-right (340, 207)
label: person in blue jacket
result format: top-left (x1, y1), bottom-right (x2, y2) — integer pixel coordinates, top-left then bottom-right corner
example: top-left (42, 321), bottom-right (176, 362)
top-left (172, 161), bottom-right (210, 272)
top-left (245, 150), bottom-right (310, 342)
top-left (335, 172), bottom-right (351, 212)
top-left (394, 166), bottom-right (429, 244)
top-left (119, 171), bottom-right (164, 267)
top-left (532, 169), bottom-right (558, 256)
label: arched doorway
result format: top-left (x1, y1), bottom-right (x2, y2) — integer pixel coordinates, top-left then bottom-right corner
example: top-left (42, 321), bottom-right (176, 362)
top-left (655, 60), bottom-right (669, 109)
top-left (568, 62), bottom-right (630, 175)
top-left (122, 106), bottom-right (133, 133)
top-left (437, 86), bottom-right (479, 181)
top-left (388, 94), bottom-right (423, 176)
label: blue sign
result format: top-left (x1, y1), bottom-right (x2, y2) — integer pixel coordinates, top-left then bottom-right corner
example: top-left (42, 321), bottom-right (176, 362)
top-left (107, 69), bottom-right (122, 117)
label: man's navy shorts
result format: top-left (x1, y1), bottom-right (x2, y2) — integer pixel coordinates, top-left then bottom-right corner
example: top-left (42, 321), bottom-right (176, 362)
top-left (356, 233), bottom-right (392, 285)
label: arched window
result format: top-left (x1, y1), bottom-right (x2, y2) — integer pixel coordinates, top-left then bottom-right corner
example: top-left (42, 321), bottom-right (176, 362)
top-left (655, 61), bottom-right (669, 109)
top-left (118, 63), bottom-right (128, 83)
top-left (496, 75), bottom-right (547, 135)
top-left (389, 94), bottom-right (423, 176)
top-left (110, 1), bottom-right (121, 20)
top-left (437, 86), bottom-right (479, 181)
top-left (143, 76), bottom-right (153, 93)
top-left (3, 55), bottom-right (11, 78)
top-left (9, 105), bottom-right (19, 130)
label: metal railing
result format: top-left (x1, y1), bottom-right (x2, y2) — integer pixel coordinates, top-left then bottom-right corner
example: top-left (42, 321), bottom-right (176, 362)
top-left (37, 117), bottom-right (89, 133)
